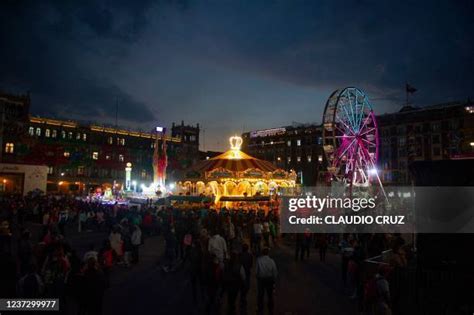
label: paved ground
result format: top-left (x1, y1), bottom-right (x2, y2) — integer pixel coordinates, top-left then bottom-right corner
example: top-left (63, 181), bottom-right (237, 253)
top-left (17, 223), bottom-right (356, 314)
top-left (100, 236), bottom-right (356, 315)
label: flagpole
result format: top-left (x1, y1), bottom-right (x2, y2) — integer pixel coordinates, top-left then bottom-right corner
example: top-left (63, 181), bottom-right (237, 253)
top-left (406, 82), bottom-right (409, 107)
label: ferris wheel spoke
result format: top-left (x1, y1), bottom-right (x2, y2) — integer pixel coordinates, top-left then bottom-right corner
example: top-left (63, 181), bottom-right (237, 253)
top-left (357, 96), bottom-right (366, 129)
top-left (335, 114), bottom-right (356, 136)
top-left (347, 93), bottom-right (358, 131)
top-left (359, 141), bottom-right (376, 164)
top-left (358, 113), bottom-right (375, 135)
top-left (339, 100), bottom-right (356, 131)
top-left (361, 138), bottom-right (376, 146)
top-left (335, 138), bottom-right (357, 162)
top-left (344, 90), bottom-right (355, 124)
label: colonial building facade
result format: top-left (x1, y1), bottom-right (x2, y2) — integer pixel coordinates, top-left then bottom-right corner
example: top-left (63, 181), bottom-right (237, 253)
top-left (0, 92), bottom-right (200, 193)
top-left (378, 102), bottom-right (474, 184)
top-left (241, 124), bottom-right (326, 186)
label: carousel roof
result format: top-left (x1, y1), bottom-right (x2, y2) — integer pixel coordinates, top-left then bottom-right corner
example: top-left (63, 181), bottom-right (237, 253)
top-left (189, 136), bottom-right (278, 173)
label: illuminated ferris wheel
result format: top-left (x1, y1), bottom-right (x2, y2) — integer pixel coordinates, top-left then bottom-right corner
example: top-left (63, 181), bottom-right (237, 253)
top-left (322, 87), bottom-right (380, 187)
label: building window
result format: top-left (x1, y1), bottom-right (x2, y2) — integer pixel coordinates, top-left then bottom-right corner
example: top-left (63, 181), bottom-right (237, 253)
top-left (76, 132), bottom-right (81, 140)
top-left (28, 127), bottom-right (34, 136)
top-left (64, 151), bottom-right (70, 158)
top-left (68, 132), bottom-right (73, 139)
top-left (297, 156), bottom-right (301, 162)
top-left (106, 154), bottom-right (111, 160)
top-left (5, 143), bottom-right (14, 153)
top-left (77, 166), bottom-right (85, 175)
top-left (432, 135), bottom-right (440, 144)
top-left (82, 133), bottom-right (87, 141)
top-left (287, 140), bottom-right (291, 147)
top-left (433, 147), bottom-right (441, 156)
top-left (399, 137), bottom-right (406, 146)
top-left (61, 131), bottom-right (66, 139)
top-left (51, 130), bottom-right (57, 138)
top-left (431, 122), bottom-right (441, 132)
top-left (287, 156), bottom-right (291, 163)
top-left (92, 152), bottom-right (99, 160)
top-left (44, 129), bottom-right (50, 137)
top-left (307, 155), bottom-right (312, 162)
top-left (297, 139), bottom-right (301, 146)
top-left (118, 138), bottom-right (125, 146)
top-left (141, 170), bottom-right (147, 179)
top-left (36, 128), bottom-right (41, 136)
top-left (108, 137), bottom-right (113, 145)
top-left (118, 154), bottom-right (124, 162)
top-left (47, 166), bottom-right (53, 175)
top-left (318, 155), bottom-right (323, 162)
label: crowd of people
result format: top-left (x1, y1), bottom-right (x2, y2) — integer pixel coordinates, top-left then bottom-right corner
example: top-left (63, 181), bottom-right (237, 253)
top-left (0, 192), bottom-right (413, 315)
top-left (0, 193), bottom-right (282, 315)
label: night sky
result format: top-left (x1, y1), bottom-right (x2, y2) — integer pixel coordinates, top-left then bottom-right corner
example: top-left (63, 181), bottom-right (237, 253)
top-left (1, 0), bottom-right (473, 151)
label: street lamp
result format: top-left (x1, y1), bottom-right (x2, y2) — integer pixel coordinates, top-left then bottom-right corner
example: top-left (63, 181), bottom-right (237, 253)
top-left (125, 162), bottom-right (132, 191)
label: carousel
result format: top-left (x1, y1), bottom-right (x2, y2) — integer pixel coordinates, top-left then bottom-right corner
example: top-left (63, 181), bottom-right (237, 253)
top-left (177, 136), bottom-right (296, 204)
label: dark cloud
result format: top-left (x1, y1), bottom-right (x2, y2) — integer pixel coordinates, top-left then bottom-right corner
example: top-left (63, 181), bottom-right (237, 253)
top-left (0, 0), bottom-right (157, 123)
top-left (1, 0), bottom-right (473, 150)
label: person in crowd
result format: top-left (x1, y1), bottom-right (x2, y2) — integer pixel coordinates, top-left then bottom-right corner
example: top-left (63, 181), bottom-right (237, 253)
top-left (340, 235), bottom-right (354, 285)
top-left (189, 239), bottom-right (203, 302)
top-left (375, 265), bottom-right (391, 315)
top-left (83, 243), bottom-right (99, 263)
top-left (239, 243), bottom-right (253, 314)
top-left (18, 229), bottom-right (34, 275)
top-left (302, 229), bottom-right (312, 260)
top-left (17, 263), bottom-right (44, 298)
top-left (268, 219), bottom-right (277, 247)
top-left (256, 247), bottom-right (278, 315)
top-left (206, 254), bottom-right (224, 314)
top-left (252, 219), bottom-right (263, 255)
top-left (224, 250), bottom-right (246, 315)
top-left (96, 208), bottom-right (105, 231)
top-left (99, 240), bottom-right (114, 287)
top-left (42, 211), bottom-right (50, 237)
top-left (262, 219), bottom-right (271, 248)
top-left (318, 234), bottom-right (328, 262)
top-left (295, 233), bottom-right (304, 261)
top-left (224, 215), bottom-right (236, 250)
top-left (109, 226), bottom-right (123, 262)
top-left (389, 242), bottom-right (407, 269)
top-left (131, 224), bottom-right (142, 264)
top-left (142, 211), bottom-right (154, 236)
top-left (42, 244), bottom-right (70, 297)
top-left (208, 229), bottom-right (228, 267)
top-left (80, 257), bottom-right (107, 315)
top-left (163, 227), bottom-right (178, 271)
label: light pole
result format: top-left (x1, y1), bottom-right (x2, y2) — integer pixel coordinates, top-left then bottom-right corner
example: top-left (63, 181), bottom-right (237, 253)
top-left (125, 162), bottom-right (132, 191)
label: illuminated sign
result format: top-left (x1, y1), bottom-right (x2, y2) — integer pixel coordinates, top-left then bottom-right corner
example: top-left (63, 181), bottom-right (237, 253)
top-left (250, 127), bottom-right (286, 138)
